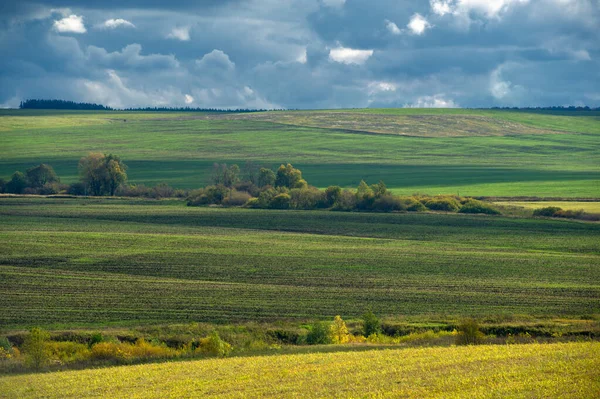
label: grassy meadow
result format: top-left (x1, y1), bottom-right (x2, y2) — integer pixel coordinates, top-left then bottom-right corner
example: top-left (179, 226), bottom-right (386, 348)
top-left (1, 109), bottom-right (599, 197)
top-left (1, 197), bottom-right (598, 328)
top-left (1, 342), bottom-right (598, 398)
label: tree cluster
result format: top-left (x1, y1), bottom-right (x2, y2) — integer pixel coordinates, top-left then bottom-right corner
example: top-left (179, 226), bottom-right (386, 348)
top-left (187, 162), bottom-right (501, 215)
top-left (0, 164), bottom-right (61, 195)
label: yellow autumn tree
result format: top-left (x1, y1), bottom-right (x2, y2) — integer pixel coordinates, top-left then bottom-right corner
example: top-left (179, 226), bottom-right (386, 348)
top-left (330, 315), bottom-right (350, 344)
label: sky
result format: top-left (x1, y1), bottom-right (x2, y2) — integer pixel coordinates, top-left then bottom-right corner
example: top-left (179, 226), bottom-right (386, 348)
top-left (0, 0), bottom-right (598, 109)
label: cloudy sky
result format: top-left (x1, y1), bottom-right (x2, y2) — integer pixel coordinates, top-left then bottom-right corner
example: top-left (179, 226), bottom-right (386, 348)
top-left (0, 0), bottom-right (598, 109)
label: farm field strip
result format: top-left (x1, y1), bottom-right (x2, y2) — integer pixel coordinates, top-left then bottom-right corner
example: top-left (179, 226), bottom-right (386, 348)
top-left (496, 201), bottom-right (600, 213)
top-left (0, 198), bottom-right (598, 328)
top-left (1, 342), bottom-right (598, 398)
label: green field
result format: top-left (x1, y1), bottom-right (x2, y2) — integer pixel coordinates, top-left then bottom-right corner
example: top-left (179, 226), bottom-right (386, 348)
top-left (1, 197), bottom-right (598, 329)
top-left (495, 201), bottom-right (600, 213)
top-left (1, 342), bottom-right (598, 398)
top-left (1, 109), bottom-right (599, 197)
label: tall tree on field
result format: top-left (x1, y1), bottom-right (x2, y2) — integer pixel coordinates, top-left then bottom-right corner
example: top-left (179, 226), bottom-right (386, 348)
top-left (78, 153), bottom-right (127, 196)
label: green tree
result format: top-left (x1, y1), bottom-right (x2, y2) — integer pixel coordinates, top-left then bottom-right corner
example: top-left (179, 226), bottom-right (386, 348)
top-left (22, 327), bottom-right (50, 369)
top-left (324, 186), bottom-right (342, 207)
top-left (5, 171), bottom-right (27, 194)
top-left (306, 322), bottom-right (332, 345)
top-left (25, 164), bottom-right (59, 188)
top-left (361, 310), bottom-right (381, 337)
top-left (275, 164), bottom-right (307, 189)
top-left (104, 154), bottom-right (128, 196)
top-left (257, 167), bottom-right (276, 187)
top-left (78, 153), bottom-right (127, 196)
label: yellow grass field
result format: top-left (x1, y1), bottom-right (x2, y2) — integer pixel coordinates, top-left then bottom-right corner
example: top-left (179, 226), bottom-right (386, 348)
top-left (495, 201), bottom-right (600, 213)
top-left (1, 342), bottom-right (598, 398)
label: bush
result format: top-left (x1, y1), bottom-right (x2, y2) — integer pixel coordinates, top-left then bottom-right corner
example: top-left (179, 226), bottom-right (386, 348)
top-left (332, 189), bottom-right (357, 211)
top-left (424, 197), bottom-right (461, 212)
top-left (324, 186), bottom-right (342, 207)
top-left (459, 199), bottom-right (501, 215)
top-left (372, 195), bottom-right (405, 212)
top-left (222, 190), bottom-right (252, 206)
top-left (553, 209), bottom-right (584, 219)
top-left (46, 341), bottom-right (91, 363)
top-left (187, 185), bottom-right (229, 206)
top-left (269, 193), bottom-right (291, 209)
top-left (306, 322), bottom-right (332, 345)
top-left (22, 327), bottom-right (50, 369)
top-left (90, 339), bottom-right (175, 362)
top-left (67, 182), bottom-right (87, 196)
top-left (244, 197), bottom-right (261, 208)
top-left (362, 310), bottom-right (381, 337)
top-left (290, 187), bottom-right (326, 209)
top-left (533, 206), bottom-right (562, 217)
top-left (152, 183), bottom-right (175, 199)
top-left (455, 318), bottom-right (484, 345)
top-left (405, 198), bottom-right (427, 212)
top-left (197, 332), bottom-right (232, 357)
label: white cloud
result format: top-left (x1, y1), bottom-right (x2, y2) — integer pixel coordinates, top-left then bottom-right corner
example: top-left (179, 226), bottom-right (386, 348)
top-left (329, 47), bottom-right (374, 65)
top-left (297, 48), bottom-right (308, 64)
top-left (431, 0), bottom-right (453, 16)
top-left (430, 0), bottom-right (531, 21)
top-left (404, 94), bottom-right (459, 108)
top-left (407, 14), bottom-right (431, 35)
top-left (368, 81), bottom-right (397, 95)
top-left (102, 18), bottom-right (135, 29)
top-left (184, 94), bottom-right (194, 104)
top-left (167, 26), bottom-right (191, 41)
top-left (53, 15), bottom-right (86, 34)
top-left (490, 66), bottom-right (525, 101)
top-left (385, 20), bottom-right (402, 35)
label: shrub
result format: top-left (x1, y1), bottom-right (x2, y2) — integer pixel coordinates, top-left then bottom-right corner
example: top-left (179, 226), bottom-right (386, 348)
top-left (152, 183), bottom-right (175, 199)
top-left (89, 333), bottom-right (104, 347)
top-left (0, 337), bottom-right (14, 360)
top-left (46, 341), bottom-right (91, 363)
top-left (553, 209), bottom-right (584, 219)
top-left (197, 332), bottom-right (232, 357)
top-left (187, 185), bottom-right (229, 206)
top-left (455, 318), bottom-right (484, 345)
top-left (67, 182), bottom-right (87, 196)
top-left (332, 189), bottom-right (357, 211)
top-left (290, 187), bottom-right (326, 209)
top-left (459, 199), bottom-right (501, 215)
top-left (222, 190), bottom-right (252, 206)
top-left (405, 198), bottom-right (427, 212)
top-left (424, 197), bottom-right (461, 212)
top-left (324, 186), bottom-right (342, 207)
top-left (306, 322), bottom-right (332, 345)
top-left (372, 195), bottom-right (405, 212)
top-left (22, 327), bottom-right (50, 369)
top-left (269, 193), bottom-right (291, 209)
top-left (361, 310), bottom-right (381, 337)
top-left (244, 197), bottom-right (261, 208)
top-left (533, 206), bottom-right (562, 217)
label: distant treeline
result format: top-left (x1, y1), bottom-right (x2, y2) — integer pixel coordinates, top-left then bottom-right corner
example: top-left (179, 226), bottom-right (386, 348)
top-left (20, 99), bottom-right (113, 110)
top-left (120, 107), bottom-right (277, 113)
top-left (19, 99), bottom-right (279, 112)
top-left (489, 106), bottom-right (600, 111)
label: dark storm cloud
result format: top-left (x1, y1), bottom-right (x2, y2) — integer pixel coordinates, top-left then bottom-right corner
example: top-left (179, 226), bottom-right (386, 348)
top-left (0, 0), bottom-right (598, 108)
